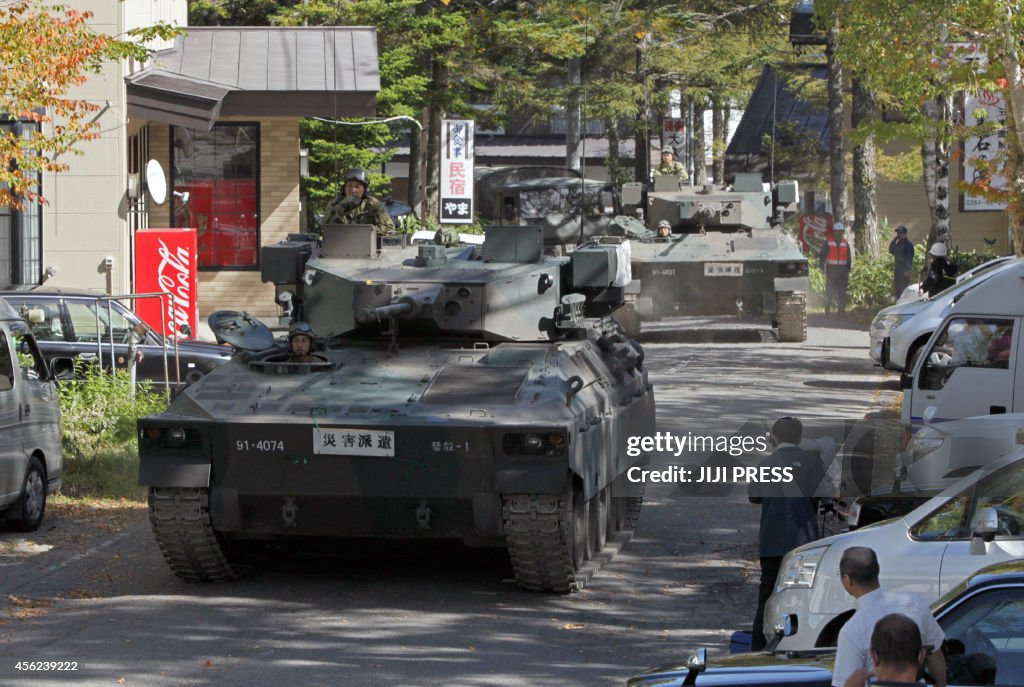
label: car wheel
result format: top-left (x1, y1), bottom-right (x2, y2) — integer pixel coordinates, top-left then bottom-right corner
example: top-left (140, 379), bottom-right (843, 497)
top-left (906, 339), bottom-right (927, 372)
top-left (11, 456), bottom-right (46, 532)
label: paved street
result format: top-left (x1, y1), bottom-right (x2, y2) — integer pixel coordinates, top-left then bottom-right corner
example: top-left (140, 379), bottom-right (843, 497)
top-left (0, 316), bottom-right (896, 687)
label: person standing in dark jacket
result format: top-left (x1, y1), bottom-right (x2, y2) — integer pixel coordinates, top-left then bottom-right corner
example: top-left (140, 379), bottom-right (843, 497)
top-left (888, 226), bottom-right (914, 298)
top-left (920, 243), bottom-right (956, 297)
top-left (748, 417), bottom-right (826, 650)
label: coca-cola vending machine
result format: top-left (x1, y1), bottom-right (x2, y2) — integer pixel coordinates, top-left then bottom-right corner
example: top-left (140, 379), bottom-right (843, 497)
top-left (135, 228), bottom-right (198, 340)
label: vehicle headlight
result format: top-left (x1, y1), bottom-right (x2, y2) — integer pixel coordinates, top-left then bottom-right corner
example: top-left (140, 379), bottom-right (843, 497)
top-left (871, 314), bottom-right (909, 334)
top-left (905, 436), bottom-right (944, 465)
top-left (776, 546), bottom-right (828, 592)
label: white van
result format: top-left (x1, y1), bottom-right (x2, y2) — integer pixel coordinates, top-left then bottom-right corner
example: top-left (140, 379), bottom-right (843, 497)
top-left (765, 446), bottom-right (1024, 650)
top-left (901, 260), bottom-right (1024, 433)
top-left (0, 297), bottom-right (63, 531)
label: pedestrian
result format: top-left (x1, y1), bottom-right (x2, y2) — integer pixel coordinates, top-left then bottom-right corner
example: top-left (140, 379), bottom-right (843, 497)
top-left (920, 243), bottom-right (956, 298)
top-left (819, 222), bottom-right (852, 316)
top-left (747, 417), bottom-right (826, 650)
top-left (831, 547), bottom-right (946, 687)
top-left (888, 225), bottom-right (914, 298)
top-left (323, 168), bottom-right (395, 232)
top-left (841, 613), bottom-right (928, 687)
top-left (652, 146), bottom-right (688, 184)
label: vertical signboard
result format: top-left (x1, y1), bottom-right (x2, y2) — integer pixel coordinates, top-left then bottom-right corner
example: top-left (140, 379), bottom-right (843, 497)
top-left (440, 119), bottom-right (474, 224)
top-left (963, 88), bottom-right (1009, 211)
top-left (135, 228), bottom-right (198, 340)
top-left (798, 215), bottom-right (831, 254)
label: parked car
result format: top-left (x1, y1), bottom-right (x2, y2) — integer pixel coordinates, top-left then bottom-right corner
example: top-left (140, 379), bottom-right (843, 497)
top-left (900, 260), bottom-right (1024, 434)
top-left (0, 297), bottom-right (63, 531)
top-left (763, 446), bottom-right (1024, 651)
top-left (894, 254), bottom-right (1015, 305)
top-left (847, 413), bottom-right (1024, 530)
top-left (627, 558), bottom-right (1024, 686)
top-left (871, 257), bottom-right (1020, 370)
top-left (0, 288), bottom-right (231, 391)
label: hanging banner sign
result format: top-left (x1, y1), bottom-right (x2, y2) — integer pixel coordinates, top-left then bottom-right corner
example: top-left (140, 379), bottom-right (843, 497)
top-left (963, 88), bottom-right (1009, 212)
top-left (440, 119), bottom-right (474, 224)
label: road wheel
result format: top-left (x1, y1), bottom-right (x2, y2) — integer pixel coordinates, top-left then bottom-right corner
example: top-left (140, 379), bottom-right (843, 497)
top-left (906, 341), bottom-right (925, 372)
top-left (11, 457), bottom-right (46, 532)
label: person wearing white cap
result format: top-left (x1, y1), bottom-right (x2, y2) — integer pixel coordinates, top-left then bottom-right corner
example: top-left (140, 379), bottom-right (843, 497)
top-left (819, 221), bottom-right (852, 315)
top-left (920, 242), bottom-right (956, 297)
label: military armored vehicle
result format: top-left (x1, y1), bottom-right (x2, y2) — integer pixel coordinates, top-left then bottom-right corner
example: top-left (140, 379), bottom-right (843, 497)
top-left (620, 173), bottom-right (809, 341)
top-left (476, 166), bottom-right (621, 245)
top-left (138, 224), bottom-right (653, 592)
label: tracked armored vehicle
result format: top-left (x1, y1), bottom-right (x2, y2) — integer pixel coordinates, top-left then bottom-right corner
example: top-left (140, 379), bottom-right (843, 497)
top-left (621, 173), bottom-right (809, 341)
top-left (138, 224), bottom-right (653, 592)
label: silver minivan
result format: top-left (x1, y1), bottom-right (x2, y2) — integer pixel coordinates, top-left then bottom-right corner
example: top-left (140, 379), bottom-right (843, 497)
top-left (0, 297), bottom-right (62, 531)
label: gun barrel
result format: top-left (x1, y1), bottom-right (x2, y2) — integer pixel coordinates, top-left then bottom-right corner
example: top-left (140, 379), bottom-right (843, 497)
top-left (355, 301), bottom-right (413, 323)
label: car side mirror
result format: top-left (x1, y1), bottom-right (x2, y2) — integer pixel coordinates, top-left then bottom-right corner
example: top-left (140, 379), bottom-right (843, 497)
top-left (969, 506), bottom-right (999, 555)
top-left (51, 357), bottom-right (76, 381)
top-left (179, 323), bottom-right (192, 338)
top-left (764, 614), bottom-right (798, 652)
top-left (899, 373), bottom-right (914, 390)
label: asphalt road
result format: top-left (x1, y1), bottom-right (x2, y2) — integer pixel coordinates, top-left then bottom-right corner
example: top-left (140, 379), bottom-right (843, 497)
top-left (0, 314), bottom-right (898, 687)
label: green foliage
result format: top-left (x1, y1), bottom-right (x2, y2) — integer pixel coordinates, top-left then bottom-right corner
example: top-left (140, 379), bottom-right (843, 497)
top-left (57, 364), bottom-right (167, 459)
top-left (809, 240), bottom-right (1001, 309)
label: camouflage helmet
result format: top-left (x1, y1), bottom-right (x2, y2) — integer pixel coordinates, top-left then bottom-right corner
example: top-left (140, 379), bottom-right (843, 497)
top-left (661, 146), bottom-right (675, 154)
top-left (344, 168), bottom-right (370, 193)
top-left (288, 321), bottom-right (316, 342)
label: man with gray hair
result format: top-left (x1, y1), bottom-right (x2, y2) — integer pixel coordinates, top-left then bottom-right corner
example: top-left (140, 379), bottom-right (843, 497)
top-left (831, 547), bottom-right (945, 687)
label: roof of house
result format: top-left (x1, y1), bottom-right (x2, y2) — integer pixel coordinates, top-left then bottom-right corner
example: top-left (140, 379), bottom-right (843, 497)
top-left (126, 27), bottom-right (380, 130)
top-left (725, 64), bottom-right (828, 177)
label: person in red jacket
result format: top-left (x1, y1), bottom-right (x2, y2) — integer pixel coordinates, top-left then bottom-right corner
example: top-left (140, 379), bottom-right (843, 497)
top-left (819, 222), bottom-right (852, 316)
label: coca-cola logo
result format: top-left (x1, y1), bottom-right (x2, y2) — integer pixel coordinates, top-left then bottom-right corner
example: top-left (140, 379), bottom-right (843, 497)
top-left (156, 238), bottom-right (193, 339)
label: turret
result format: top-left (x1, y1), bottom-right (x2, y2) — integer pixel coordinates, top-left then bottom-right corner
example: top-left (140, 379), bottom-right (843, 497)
top-left (261, 224), bottom-right (631, 343)
top-left (622, 173), bottom-right (799, 233)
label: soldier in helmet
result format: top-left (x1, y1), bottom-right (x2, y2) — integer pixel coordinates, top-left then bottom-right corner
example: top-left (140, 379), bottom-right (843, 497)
top-left (287, 322), bottom-right (318, 363)
top-left (323, 168), bottom-right (395, 232)
top-left (656, 219), bottom-right (672, 238)
top-left (652, 146), bottom-right (689, 183)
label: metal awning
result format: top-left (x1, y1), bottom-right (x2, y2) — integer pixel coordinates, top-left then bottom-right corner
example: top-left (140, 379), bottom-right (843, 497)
top-left (126, 27), bottom-right (380, 130)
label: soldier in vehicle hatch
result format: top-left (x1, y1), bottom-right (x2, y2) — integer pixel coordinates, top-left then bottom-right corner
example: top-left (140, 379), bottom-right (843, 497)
top-left (652, 146), bottom-right (688, 183)
top-left (287, 322), bottom-right (318, 363)
top-left (323, 168), bottom-right (395, 232)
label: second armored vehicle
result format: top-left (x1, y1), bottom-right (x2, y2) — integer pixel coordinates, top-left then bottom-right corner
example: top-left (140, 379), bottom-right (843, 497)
top-left (138, 224), bottom-right (654, 592)
top-left (622, 173), bottom-right (809, 341)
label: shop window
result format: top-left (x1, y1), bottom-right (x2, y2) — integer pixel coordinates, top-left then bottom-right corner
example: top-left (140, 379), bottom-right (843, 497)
top-left (171, 124), bottom-right (259, 269)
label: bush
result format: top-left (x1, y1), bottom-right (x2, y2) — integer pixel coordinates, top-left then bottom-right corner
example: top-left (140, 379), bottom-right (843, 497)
top-left (57, 365), bottom-right (168, 498)
top-left (809, 242), bottom-right (996, 311)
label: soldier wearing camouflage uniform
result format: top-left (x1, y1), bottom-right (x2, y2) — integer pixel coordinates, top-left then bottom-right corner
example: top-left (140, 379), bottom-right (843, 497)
top-left (323, 168), bottom-right (395, 232)
top-left (652, 146), bottom-right (688, 183)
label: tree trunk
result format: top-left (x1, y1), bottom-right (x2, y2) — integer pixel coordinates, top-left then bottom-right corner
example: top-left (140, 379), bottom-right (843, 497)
top-left (566, 56), bottom-right (582, 172)
top-left (693, 98), bottom-right (707, 186)
top-left (633, 39), bottom-right (651, 183)
top-left (607, 119), bottom-right (626, 185)
top-left (1001, 23), bottom-right (1024, 255)
top-left (827, 27), bottom-right (847, 227)
top-left (851, 78), bottom-right (879, 257)
top-left (712, 96), bottom-right (726, 185)
top-left (424, 52), bottom-right (447, 224)
top-left (928, 94), bottom-right (954, 250)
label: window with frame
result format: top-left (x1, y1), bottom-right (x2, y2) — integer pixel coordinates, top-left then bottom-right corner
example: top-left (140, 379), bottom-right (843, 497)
top-left (0, 120), bottom-right (42, 284)
top-left (170, 124), bottom-right (259, 269)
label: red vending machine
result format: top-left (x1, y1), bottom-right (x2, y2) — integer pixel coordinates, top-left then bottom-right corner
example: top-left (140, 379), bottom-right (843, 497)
top-left (135, 228), bottom-right (199, 340)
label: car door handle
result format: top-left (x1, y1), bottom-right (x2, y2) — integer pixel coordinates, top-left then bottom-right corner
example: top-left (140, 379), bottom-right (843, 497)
top-left (991, 406), bottom-right (1006, 414)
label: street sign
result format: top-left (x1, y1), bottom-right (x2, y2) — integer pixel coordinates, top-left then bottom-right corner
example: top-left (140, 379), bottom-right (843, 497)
top-left (440, 119), bottom-right (474, 224)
